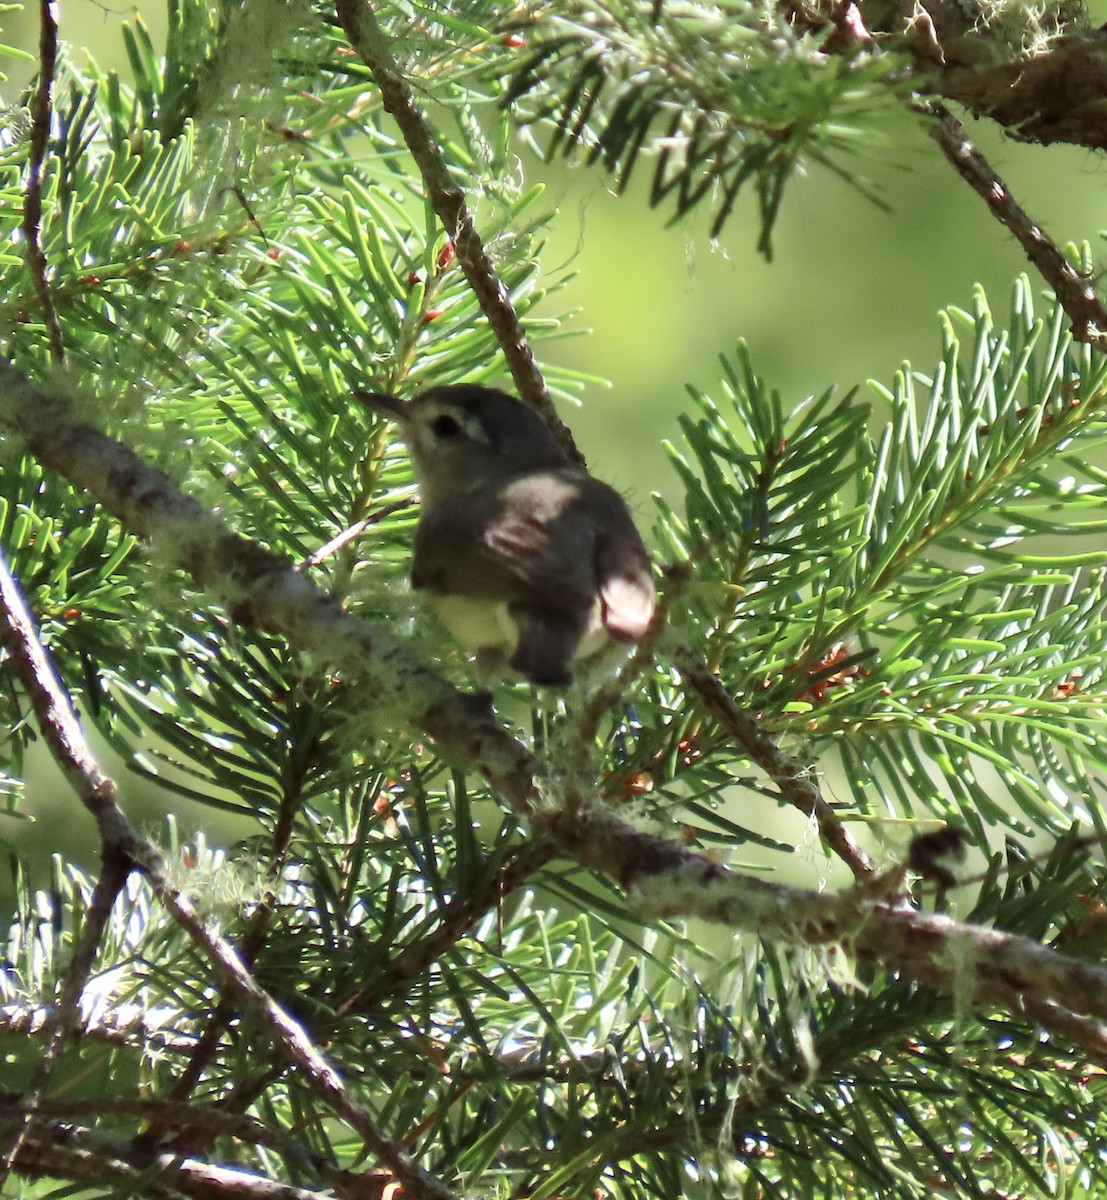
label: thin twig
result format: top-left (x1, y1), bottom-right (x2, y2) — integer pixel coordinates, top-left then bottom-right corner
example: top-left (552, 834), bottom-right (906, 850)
top-left (334, 0), bottom-right (583, 462)
top-left (296, 496), bottom-right (413, 571)
top-left (675, 649), bottom-right (875, 879)
top-left (23, 0), bottom-right (65, 365)
top-left (337, 839), bottom-right (557, 1016)
top-left (925, 101), bottom-right (1107, 349)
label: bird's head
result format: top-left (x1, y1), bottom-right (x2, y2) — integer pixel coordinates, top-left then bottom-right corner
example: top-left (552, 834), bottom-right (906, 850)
top-left (358, 384), bottom-right (569, 500)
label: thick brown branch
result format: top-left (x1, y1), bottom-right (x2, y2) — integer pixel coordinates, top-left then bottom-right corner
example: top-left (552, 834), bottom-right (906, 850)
top-left (854, 0), bottom-right (1107, 152)
top-left (1019, 999), bottom-right (1107, 1067)
top-left (11, 1124), bottom-right (335, 1200)
top-left (333, 0), bottom-right (583, 461)
top-left (0, 1002), bottom-right (196, 1052)
top-left (542, 800), bottom-right (1107, 1031)
top-left (933, 34), bottom-right (1107, 151)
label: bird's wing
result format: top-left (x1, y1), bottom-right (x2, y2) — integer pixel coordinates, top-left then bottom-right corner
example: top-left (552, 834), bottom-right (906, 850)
top-left (413, 481), bottom-right (593, 608)
top-left (482, 510), bottom-right (597, 609)
top-left (490, 476), bottom-right (655, 636)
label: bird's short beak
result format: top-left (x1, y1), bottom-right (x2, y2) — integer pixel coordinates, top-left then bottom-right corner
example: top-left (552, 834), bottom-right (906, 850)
top-left (354, 390), bottom-right (408, 422)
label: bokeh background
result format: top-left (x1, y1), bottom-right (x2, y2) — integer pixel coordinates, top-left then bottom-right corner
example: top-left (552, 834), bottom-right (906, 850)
top-left (3, 1), bottom-right (1107, 889)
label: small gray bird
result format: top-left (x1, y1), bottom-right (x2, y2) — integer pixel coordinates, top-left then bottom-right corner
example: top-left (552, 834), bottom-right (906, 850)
top-left (359, 384), bottom-right (655, 686)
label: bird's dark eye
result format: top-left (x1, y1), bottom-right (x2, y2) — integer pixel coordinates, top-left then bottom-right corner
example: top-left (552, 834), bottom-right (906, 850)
top-left (430, 414), bottom-right (462, 440)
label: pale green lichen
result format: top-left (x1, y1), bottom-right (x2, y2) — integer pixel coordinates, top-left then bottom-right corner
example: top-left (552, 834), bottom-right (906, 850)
top-left (162, 832), bottom-right (268, 919)
top-left (972, 0), bottom-right (1086, 57)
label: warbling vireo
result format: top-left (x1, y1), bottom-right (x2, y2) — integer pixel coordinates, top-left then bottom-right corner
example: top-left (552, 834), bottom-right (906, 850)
top-left (359, 384), bottom-right (655, 686)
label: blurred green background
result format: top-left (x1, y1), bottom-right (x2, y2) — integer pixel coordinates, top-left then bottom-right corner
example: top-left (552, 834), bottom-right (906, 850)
top-left (2, 2), bottom-right (1107, 887)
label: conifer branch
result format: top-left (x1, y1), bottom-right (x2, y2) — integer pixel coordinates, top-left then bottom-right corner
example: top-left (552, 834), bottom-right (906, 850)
top-left (0, 853), bottom-right (130, 1183)
top-left (144, 884), bottom-right (463, 1199)
top-left (924, 102), bottom-right (1107, 349)
top-left (0, 1097), bottom-right (299, 1159)
top-left (8, 6), bottom-right (1105, 1191)
top-left (546, 800), bottom-right (1107, 1034)
top-left (0, 458), bottom-right (458, 1200)
top-left (339, 839), bottom-right (557, 1015)
top-left (574, 563), bottom-right (874, 882)
top-left (334, 0), bottom-right (583, 461)
top-left (143, 753), bottom-right (312, 1154)
top-left (23, 0), bottom-right (65, 365)
top-left (0, 551), bottom-right (131, 1183)
top-left (3, 366), bottom-right (1107, 1058)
